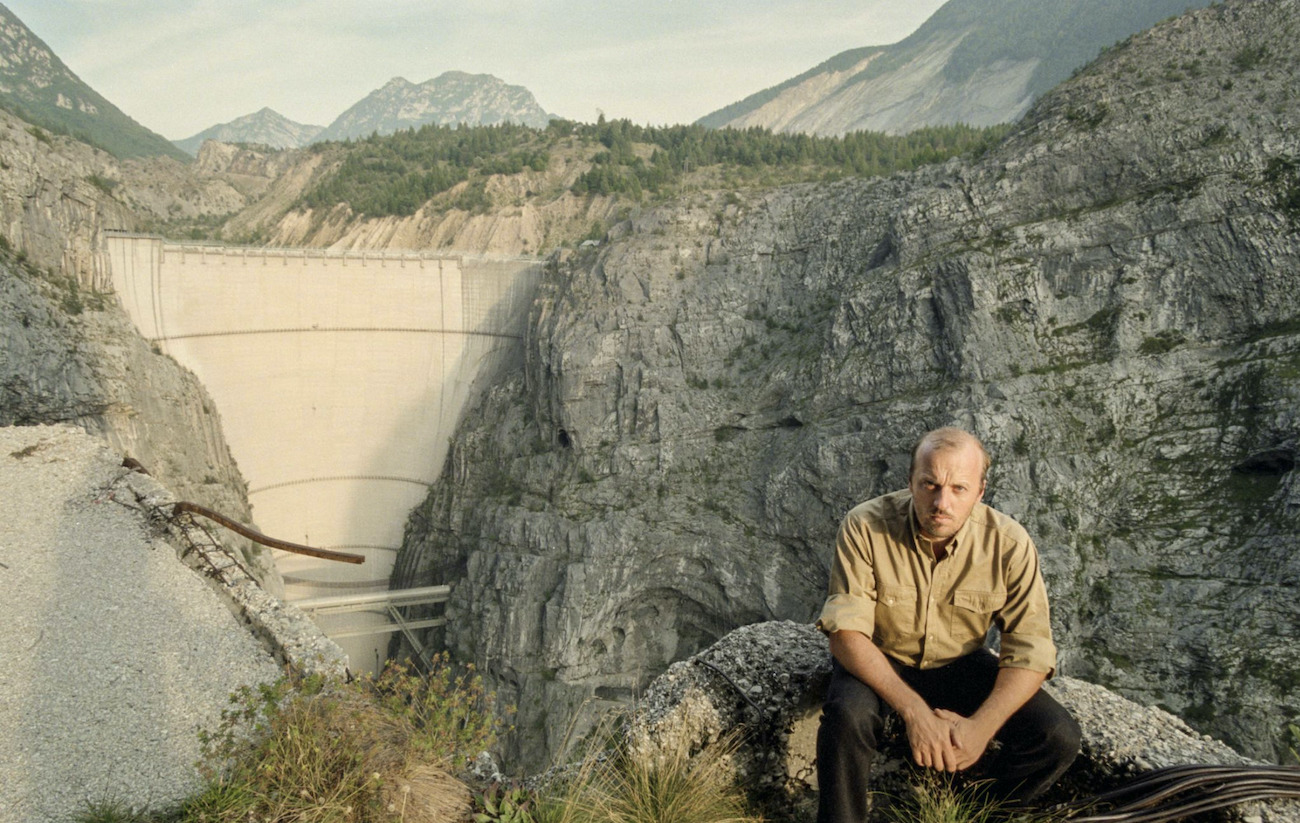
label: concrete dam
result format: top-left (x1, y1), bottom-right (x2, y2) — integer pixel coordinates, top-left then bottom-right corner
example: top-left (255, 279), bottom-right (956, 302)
top-left (104, 233), bottom-right (542, 671)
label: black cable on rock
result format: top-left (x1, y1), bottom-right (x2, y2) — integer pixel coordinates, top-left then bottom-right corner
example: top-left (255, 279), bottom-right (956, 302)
top-left (1057, 764), bottom-right (1300, 823)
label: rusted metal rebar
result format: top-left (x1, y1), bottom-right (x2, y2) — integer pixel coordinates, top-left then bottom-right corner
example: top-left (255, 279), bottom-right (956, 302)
top-left (171, 501), bottom-right (365, 564)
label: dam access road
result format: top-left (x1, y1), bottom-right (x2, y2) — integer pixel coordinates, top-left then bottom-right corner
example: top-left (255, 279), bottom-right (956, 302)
top-left (104, 233), bottom-right (543, 670)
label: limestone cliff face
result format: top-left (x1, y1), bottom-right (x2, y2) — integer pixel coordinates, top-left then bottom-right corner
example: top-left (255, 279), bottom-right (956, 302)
top-left (0, 108), bottom-right (262, 287)
top-left (392, 0), bottom-right (1300, 768)
top-left (0, 109), bottom-right (285, 583)
top-left (0, 254), bottom-right (278, 585)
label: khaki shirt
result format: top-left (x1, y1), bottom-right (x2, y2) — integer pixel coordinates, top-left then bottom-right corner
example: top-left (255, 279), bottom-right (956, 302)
top-left (817, 489), bottom-right (1057, 674)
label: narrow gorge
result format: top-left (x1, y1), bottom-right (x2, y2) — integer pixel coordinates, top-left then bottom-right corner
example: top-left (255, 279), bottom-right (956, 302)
top-left (391, 0), bottom-right (1300, 769)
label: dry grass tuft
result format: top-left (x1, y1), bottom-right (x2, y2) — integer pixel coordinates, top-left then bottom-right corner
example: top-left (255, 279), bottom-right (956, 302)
top-left (382, 763), bottom-right (474, 823)
top-left (531, 723), bottom-right (764, 823)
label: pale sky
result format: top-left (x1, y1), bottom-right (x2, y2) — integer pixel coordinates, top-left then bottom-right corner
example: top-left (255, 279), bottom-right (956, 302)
top-left (6, 1), bottom-right (946, 141)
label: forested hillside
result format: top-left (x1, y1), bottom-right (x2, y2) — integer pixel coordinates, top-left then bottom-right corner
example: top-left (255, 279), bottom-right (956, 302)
top-left (285, 118), bottom-right (1006, 220)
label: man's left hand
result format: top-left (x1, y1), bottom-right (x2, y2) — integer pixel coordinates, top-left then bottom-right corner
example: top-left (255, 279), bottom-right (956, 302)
top-left (933, 708), bottom-right (994, 770)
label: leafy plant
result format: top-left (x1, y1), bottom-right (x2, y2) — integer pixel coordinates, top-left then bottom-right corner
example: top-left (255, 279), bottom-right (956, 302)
top-left (475, 783), bottom-right (538, 823)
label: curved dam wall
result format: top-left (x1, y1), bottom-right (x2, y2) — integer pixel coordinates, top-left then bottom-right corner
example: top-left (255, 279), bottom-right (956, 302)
top-left (104, 233), bottom-right (542, 672)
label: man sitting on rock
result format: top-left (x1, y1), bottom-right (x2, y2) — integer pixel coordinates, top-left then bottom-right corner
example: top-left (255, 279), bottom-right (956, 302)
top-left (815, 427), bottom-right (1081, 822)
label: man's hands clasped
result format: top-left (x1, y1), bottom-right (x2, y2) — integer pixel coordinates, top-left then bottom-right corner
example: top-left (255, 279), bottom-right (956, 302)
top-left (904, 707), bottom-right (995, 772)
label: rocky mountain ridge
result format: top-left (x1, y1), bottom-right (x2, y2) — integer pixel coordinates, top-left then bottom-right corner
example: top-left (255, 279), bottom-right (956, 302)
top-left (391, 0), bottom-right (1300, 770)
top-left (313, 71), bottom-right (554, 144)
top-left (0, 107), bottom-right (284, 284)
top-left (173, 107), bottom-right (324, 156)
top-left (698, 0), bottom-right (1213, 135)
top-left (0, 2), bottom-right (186, 159)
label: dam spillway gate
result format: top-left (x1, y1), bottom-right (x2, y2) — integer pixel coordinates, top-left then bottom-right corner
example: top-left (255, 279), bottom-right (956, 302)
top-left (103, 232), bottom-right (543, 671)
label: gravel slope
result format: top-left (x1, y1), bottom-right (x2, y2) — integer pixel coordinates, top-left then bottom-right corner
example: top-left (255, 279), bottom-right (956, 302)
top-left (0, 425), bottom-right (281, 823)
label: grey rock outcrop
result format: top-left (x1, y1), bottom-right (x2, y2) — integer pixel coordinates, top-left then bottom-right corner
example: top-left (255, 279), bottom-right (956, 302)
top-left (392, 0), bottom-right (1300, 770)
top-left (0, 425), bottom-right (284, 823)
top-left (631, 621), bottom-right (1300, 822)
top-left (0, 107), bottom-right (266, 287)
top-left (1, 96), bottom-right (284, 586)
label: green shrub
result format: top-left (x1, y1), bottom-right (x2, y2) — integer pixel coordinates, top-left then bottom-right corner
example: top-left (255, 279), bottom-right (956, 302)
top-left (1231, 45), bottom-right (1268, 72)
top-left (192, 655), bottom-right (507, 822)
top-left (1265, 156), bottom-right (1300, 221)
top-left (87, 173), bottom-right (119, 194)
top-left (1138, 329), bottom-right (1186, 355)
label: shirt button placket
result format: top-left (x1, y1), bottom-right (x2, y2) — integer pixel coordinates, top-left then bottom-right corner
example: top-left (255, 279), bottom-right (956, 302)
top-left (924, 566), bottom-right (943, 668)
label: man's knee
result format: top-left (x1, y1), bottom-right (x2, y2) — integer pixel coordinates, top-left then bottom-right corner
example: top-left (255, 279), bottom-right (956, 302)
top-left (1000, 691), bottom-right (1082, 773)
top-left (821, 692), bottom-right (882, 743)
top-left (1044, 709), bottom-right (1083, 767)
top-left (819, 665), bottom-right (885, 748)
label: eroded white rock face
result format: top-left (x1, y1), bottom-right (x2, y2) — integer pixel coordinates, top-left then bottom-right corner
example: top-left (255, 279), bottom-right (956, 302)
top-left (392, 0), bottom-right (1300, 771)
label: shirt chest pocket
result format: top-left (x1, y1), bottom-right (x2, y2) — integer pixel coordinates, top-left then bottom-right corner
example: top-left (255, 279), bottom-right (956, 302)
top-left (875, 585), bottom-right (920, 640)
top-left (948, 588), bottom-right (1007, 642)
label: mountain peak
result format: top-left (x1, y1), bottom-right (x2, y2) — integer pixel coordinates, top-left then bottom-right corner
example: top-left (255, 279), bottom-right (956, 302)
top-left (173, 108), bottom-right (324, 156)
top-left (313, 71), bottom-right (554, 143)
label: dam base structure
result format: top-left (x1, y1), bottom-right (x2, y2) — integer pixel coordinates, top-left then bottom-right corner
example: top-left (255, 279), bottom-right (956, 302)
top-left (104, 232), bottom-right (542, 672)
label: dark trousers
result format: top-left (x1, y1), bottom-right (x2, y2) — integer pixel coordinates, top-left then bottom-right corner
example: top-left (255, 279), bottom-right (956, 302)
top-left (815, 651), bottom-right (1081, 823)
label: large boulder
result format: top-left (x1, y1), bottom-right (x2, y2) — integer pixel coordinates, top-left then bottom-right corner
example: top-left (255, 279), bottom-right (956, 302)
top-left (631, 621), bottom-right (1300, 822)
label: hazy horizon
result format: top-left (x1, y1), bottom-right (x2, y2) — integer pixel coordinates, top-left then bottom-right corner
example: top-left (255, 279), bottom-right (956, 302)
top-left (5, 0), bottom-right (945, 141)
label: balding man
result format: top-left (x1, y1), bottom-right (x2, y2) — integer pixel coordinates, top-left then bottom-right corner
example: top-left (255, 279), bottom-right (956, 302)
top-left (816, 428), bottom-right (1080, 822)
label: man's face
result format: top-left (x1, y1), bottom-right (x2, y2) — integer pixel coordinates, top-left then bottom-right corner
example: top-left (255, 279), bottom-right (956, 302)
top-left (909, 441), bottom-right (986, 545)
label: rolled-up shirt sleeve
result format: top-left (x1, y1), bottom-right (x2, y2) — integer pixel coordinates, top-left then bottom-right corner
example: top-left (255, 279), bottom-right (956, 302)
top-left (995, 535), bottom-right (1057, 675)
top-left (816, 511), bottom-right (877, 637)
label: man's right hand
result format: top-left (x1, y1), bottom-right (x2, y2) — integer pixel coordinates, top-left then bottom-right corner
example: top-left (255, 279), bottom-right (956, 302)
top-left (902, 706), bottom-right (959, 771)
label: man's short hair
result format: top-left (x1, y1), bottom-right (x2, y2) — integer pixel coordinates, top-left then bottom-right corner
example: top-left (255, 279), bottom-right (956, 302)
top-left (908, 427), bottom-right (991, 483)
